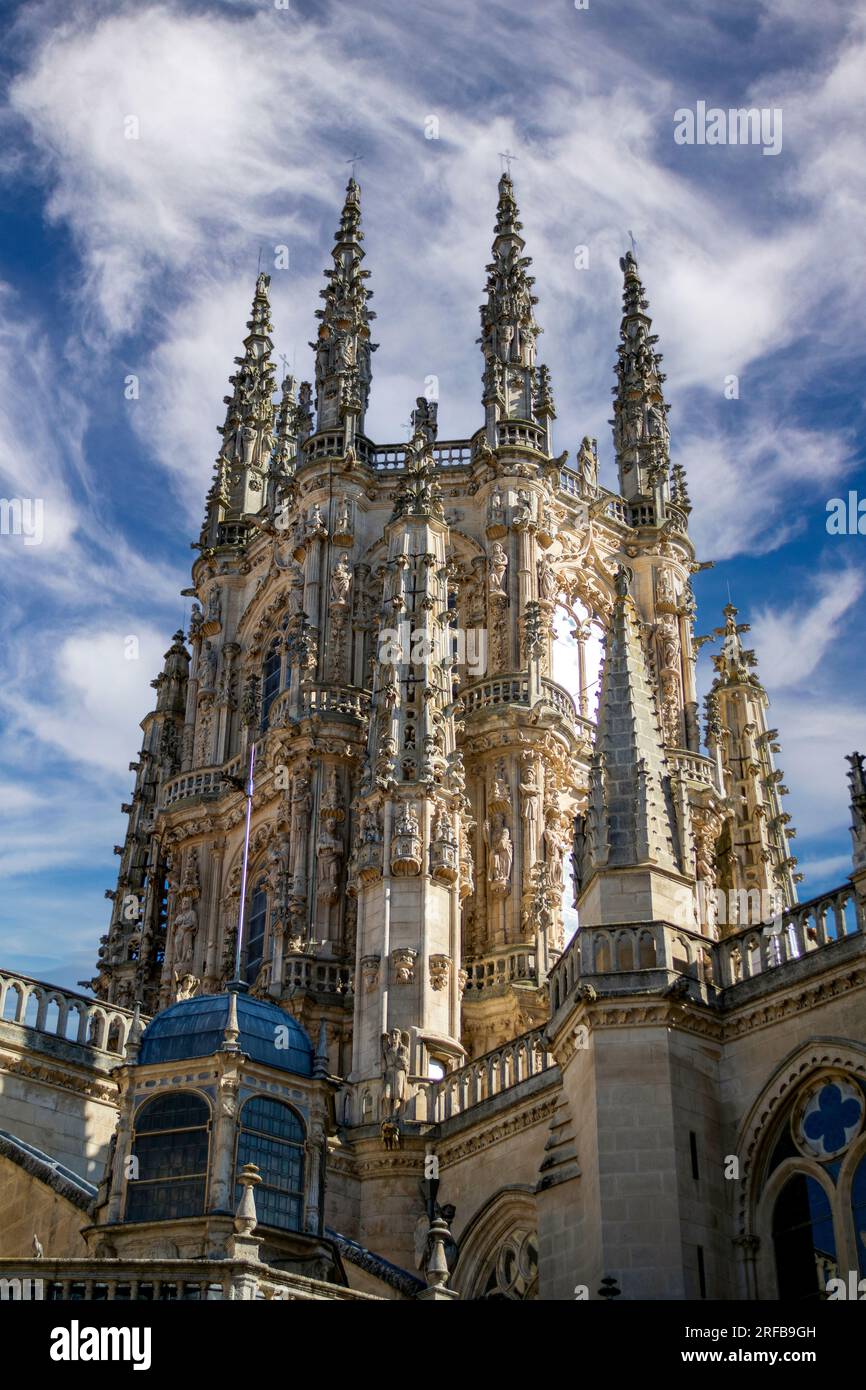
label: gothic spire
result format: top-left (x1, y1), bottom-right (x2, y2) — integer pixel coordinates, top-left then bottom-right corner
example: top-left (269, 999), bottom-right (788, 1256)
top-left (310, 178), bottom-right (378, 439)
top-left (706, 603), bottom-right (800, 910)
top-left (847, 752), bottom-right (866, 875)
top-left (479, 173), bottom-right (544, 433)
top-left (201, 273), bottom-right (277, 548)
top-left (610, 251), bottom-right (673, 506)
top-left (151, 629), bottom-right (190, 717)
top-left (581, 567), bottom-right (681, 885)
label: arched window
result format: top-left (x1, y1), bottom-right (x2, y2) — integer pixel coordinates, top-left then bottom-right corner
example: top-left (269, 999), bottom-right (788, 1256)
top-left (125, 1092), bottom-right (210, 1223)
top-left (245, 880), bottom-right (268, 984)
top-left (772, 1174), bottom-right (837, 1300)
top-left (235, 1097), bottom-right (305, 1231)
top-left (261, 640), bottom-right (282, 729)
top-left (851, 1153), bottom-right (866, 1276)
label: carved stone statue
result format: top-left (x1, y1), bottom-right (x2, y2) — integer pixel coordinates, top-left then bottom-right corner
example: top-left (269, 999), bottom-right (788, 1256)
top-left (381, 1028), bottom-right (410, 1117)
top-left (329, 553), bottom-right (353, 606)
top-left (173, 896), bottom-right (198, 967)
top-left (484, 816), bottom-right (513, 886)
top-left (488, 542), bottom-right (508, 595)
top-left (537, 556), bottom-right (557, 602)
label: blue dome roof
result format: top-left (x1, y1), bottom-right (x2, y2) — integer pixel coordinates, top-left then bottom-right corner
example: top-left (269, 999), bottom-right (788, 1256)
top-left (138, 989), bottom-right (314, 1076)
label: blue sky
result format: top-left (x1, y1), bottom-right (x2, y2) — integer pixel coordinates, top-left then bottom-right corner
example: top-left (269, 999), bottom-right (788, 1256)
top-left (0, 0), bottom-right (864, 990)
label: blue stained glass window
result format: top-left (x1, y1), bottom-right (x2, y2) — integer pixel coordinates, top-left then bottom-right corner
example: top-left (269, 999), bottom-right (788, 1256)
top-left (235, 1096), bottom-right (305, 1233)
top-left (261, 641), bottom-right (282, 728)
top-left (772, 1173), bottom-right (837, 1300)
top-left (125, 1091), bottom-right (210, 1224)
top-left (851, 1155), bottom-right (866, 1276)
top-left (245, 883), bottom-right (268, 985)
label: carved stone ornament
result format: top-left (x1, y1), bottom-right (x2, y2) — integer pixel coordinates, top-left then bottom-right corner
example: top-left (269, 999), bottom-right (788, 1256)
top-left (392, 948), bottom-right (417, 985)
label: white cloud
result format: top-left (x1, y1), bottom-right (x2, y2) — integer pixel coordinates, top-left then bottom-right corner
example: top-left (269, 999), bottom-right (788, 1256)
top-left (749, 568), bottom-right (865, 686)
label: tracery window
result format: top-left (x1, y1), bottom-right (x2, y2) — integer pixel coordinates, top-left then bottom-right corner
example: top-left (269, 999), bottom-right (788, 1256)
top-left (261, 639), bottom-right (282, 726)
top-left (758, 1071), bottom-right (866, 1299)
top-left (125, 1091), bottom-right (210, 1223)
top-left (772, 1174), bottom-right (836, 1300)
top-left (235, 1096), bottom-right (305, 1231)
top-left (478, 1230), bottom-right (539, 1300)
top-left (245, 879), bottom-right (269, 985)
top-left (261, 617), bottom-right (292, 730)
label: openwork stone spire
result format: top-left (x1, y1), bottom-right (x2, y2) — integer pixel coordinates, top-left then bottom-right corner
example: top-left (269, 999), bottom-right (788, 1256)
top-left (479, 173), bottom-right (543, 427)
top-left (201, 273), bottom-right (277, 548)
top-left (706, 603), bottom-right (800, 910)
top-left (610, 251), bottom-right (673, 505)
top-left (311, 178), bottom-right (377, 438)
top-left (847, 753), bottom-right (866, 875)
top-left (582, 567), bottom-right (681, 879)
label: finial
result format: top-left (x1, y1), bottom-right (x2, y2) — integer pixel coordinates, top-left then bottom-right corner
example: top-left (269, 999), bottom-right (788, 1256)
top-left (425, 1216), bottom-right (451, 1288)
top-left (314, 1018), bottom-right (330, 1078)
top-left (498, 149), bottom-right (518, 178)
top-left (234, 1163), bottom-right (262, 1236)
top-left (223, 986), bottom-right (240, 1051)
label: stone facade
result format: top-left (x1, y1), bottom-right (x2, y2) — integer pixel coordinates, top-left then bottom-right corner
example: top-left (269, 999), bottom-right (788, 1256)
top-left (1, 175), bottom-right (865, 1302)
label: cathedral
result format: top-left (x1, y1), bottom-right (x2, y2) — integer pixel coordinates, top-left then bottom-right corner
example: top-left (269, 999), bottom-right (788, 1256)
top-left (1, 173), bottom-right (866, 1302)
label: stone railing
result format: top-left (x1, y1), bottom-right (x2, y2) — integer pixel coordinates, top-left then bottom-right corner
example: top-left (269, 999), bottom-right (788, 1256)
top-left (423, 1027), bottom-right (554, 1123)
top-left (547, 883), bottom-right (866, 1009)
top-left (0, 1259), bottom-right (375, 1301)
top-left (370, 440), bottom-right (472, 472)
top-left (462, 673), bottom-right (530, 714)
top-left (463, 949), bottom-right (539, 995)
top-left (216, 521), bottom-right (251, 548)
top-left (713, 883), bottom-right (866, 990)
top-left (669, 749), bottom-right (718, 788)
top-left (301, 683), bottom-right (371, 720)
top-left (495, 420), bottom-right (546, 454)
top-left (284, 957), bottom-right (353, 996)
top-left (161, 760), bottom-right (239, 808)
top-left (0, 971), bottom-right (139, 1056)
top-left (558, 468), bottom-right (583, 499)
top-left (604, 495), bottom-right (629, 525)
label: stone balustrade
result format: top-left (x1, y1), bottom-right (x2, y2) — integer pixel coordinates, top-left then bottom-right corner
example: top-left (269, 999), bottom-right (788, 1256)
top-left (462, 673), bottom-right (530, 714)
top-left (284, 956), bottom-right (352, 996)
top-left (548, 881), bottom-right (866, 1010)
top-left (669, 749), bottom-right (718, 787)
top-left (0, 1259), bottom-right (375, 1301)
top-left (713, 882), bottom-right (865, 989)
top-left (301, 684), bottom-right (371, 720)
top-left (495, 420), bottom-right (546, 453)
top-left (422, 1027), bottom-right (554, 1123)
top-left (370, 440), bottom-right (472, 471)
top-left (0, 970), bottom-right (139, 1056)
top-left (463, 949), bottom-right (538, 995)
top-left (161, 758), bottom-right (240, 808)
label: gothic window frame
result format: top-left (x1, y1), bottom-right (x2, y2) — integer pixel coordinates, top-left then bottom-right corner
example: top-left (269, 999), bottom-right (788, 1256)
top-left (752, 1065), bottom-right (866, 1297)
top-left (451, 1185), bottom-right (538, 1301)
top-left (260, 617), bottom-right (292, 731)
top-left (244, 874), bottom-right (270, 985)
top-left (124, 1089), bottom-right (212, 1225)
top-left (234, 1095), bottom-right (306, 1233)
